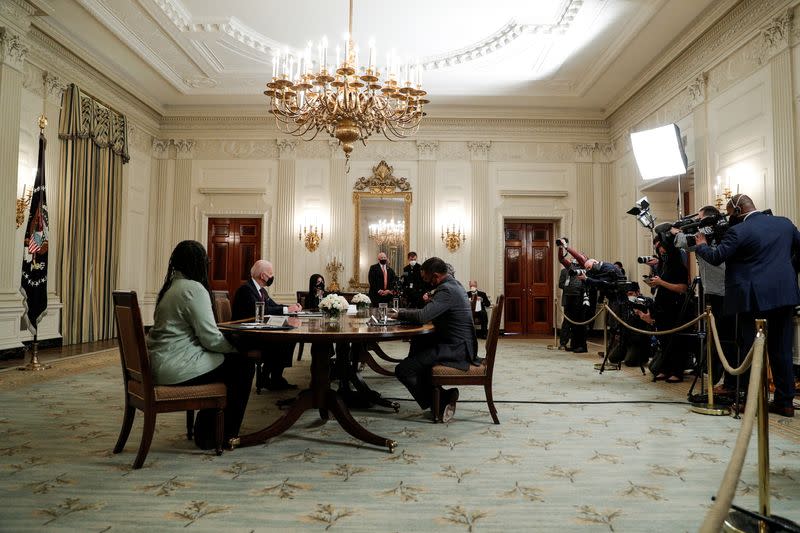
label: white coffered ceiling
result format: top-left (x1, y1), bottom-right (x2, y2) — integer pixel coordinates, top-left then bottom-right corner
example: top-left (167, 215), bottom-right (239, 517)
top-left (34, 0), bottom-right (732, 117)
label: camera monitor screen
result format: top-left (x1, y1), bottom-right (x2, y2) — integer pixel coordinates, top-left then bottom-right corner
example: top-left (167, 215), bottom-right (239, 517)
top-left (630, 124), bottom-right (688, 180)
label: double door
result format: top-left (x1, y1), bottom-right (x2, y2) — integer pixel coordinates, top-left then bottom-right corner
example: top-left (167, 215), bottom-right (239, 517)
top-left (207, 218), bottom-right (261, 300)
top-left (503, 221), bottom-right (554, 335)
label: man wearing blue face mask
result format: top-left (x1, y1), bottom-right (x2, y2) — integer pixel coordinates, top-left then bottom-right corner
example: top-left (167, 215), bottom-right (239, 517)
top-left (232, 259), bottom-right (302, 391)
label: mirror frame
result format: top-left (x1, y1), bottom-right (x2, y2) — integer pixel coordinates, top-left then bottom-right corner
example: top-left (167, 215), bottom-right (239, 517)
top-left (349, 161), bottom-right (412, 290)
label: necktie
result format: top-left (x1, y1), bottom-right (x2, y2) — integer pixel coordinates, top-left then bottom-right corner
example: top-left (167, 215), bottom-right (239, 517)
top-left (259, 287), bottom-right (268, 302)
top-left (382, 265), bottom-right (388, 289)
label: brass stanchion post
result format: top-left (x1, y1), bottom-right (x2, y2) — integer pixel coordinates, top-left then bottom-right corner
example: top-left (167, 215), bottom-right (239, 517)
top-left (18, 334), bottom-right (50, 372)
top-left (547, 297), bottom-right (559, 350)
top-left (756, 320), bottom-right (770, 531)
top-left (692, 307), bottom-right (729, 416)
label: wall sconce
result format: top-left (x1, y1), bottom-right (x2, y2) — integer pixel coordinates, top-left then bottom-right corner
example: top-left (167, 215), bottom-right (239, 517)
top-left (441, 224), bottom-right (466, 252)
top-left (16, 185), bottom-right (31, 229)
top-left (325, 255), bottom-right (344, 292)
top-left (299, 223), bottom-right (324, 252)
top-left (713, 176), bottom-right (732, 211)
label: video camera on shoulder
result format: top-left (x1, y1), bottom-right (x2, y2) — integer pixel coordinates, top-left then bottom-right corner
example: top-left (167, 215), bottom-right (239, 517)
top-left (671, 213), bottom-right (730, 246)
top-left (628, 294), bottom-right (654, 313)
top-left (568, 268), bottom-right (587, 277)
top-left (637, 255), bottom-right (656, 264)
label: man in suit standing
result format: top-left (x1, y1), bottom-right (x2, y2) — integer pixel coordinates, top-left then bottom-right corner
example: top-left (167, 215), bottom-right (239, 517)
top-left (232, 259), bottom-right (302, 390)
top-left (391, 257), bottom-right (479, 422)
top-left (695, 194), bottom-right (800, 417)
top-left (368, 251), bottom-right (397, 306)
top-left (402, 251), bottom-right (424, 308)
top-left (466, 280), bottom-right (492, 339)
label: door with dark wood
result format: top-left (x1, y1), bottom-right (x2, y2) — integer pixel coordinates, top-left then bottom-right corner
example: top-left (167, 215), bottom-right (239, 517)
top-left (503, 221), bottom-right (554, 335)
top-left (207, 218), bottom-right (262, 300)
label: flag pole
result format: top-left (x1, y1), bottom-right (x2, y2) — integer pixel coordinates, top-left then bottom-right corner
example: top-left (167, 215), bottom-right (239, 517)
top-left (18, 113), bottom-right (51, 372)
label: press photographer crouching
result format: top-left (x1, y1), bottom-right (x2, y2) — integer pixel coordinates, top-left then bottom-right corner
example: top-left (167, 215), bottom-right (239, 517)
top-left (694, 194), bottom-right (800, 417)
top-left (669, 206), bottom-right (737, 395)
top-left (634, 223), bottom-right (692, 383)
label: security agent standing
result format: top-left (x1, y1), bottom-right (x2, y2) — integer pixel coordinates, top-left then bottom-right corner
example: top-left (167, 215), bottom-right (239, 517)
top-left (670, 206), bottom-right (736, 391)
top-left (557, 263), bottom-right (588, 352)
top-left (402, 251), bottom-right (425, 308)
top-left (695, 194), bottom-right (800, 417)
top-left (368, 251), bottom-right (398, 306)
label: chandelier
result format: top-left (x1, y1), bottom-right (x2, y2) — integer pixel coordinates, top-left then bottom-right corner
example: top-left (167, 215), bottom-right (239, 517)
top-left (369, 218), bottom-right (405, 247)
top-left (264, 0), bottom-right (429, 165)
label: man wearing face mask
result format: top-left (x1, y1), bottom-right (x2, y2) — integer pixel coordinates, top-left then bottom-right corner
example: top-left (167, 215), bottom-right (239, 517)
top-left (695, 194), bottom-right (800, 417)
top-left (368, 251), bottom-right (398, 306)
top-left (232, 260), bottom-right (302, 391)
top-left (402, 251), bottom-right (424, 308)
top-left (466, 280), bottom-right (492, 339)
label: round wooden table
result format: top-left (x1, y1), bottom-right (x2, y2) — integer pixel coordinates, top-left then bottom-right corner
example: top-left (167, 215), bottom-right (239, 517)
top-left (220, 315), bottom-right (434, 452)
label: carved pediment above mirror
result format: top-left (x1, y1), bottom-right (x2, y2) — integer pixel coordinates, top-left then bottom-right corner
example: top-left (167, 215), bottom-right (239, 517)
top-left (353, 160), bottom-right (411, 194)
top-left (349, 161), bottom-right (412, 290)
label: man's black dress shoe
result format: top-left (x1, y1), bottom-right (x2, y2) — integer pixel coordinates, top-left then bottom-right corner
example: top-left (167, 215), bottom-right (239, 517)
top-left (571, 346), bottom-right (588, 353)
top-left (768, 402), bottom-right (795, 417)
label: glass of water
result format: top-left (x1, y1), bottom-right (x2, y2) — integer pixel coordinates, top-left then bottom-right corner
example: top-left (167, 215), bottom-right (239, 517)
top-left (254, 301), bottom-right (265, 323)
top-left (378, 303), bottom-right (388, 324)
top-left (392, 297), bottom-right (400, 311)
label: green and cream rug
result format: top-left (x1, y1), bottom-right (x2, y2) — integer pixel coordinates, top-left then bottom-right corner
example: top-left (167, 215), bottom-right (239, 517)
top-left (1, 339), bottom-right (799, 532)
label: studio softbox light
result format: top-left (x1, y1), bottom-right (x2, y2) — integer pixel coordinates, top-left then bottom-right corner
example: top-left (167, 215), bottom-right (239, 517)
top-left (630, 124), bottom-right (688, 180)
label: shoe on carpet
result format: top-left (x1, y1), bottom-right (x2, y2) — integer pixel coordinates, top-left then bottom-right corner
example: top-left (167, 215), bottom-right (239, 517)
top-left (664, 375), bottom-right (684, 383)
top-left (571, 346), bottom-right (588, 353)
top-left (768, 402), bottom-right (795, 417)
top-left (440, 388), bottom-right (459, 423)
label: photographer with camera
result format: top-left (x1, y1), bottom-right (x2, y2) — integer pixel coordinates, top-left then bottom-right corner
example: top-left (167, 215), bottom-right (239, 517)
top-left (557, 260), bottom-right (588, 353)
top-left (669, 205), bottom-right (736, 393)
top-left (634, 223), bottom-right (691, 383)
top-left (694, 194), bottom-right (800, 417)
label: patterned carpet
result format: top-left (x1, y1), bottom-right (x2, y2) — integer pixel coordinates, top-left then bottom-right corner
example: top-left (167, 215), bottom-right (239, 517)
top-left (1, 338), bottom-right (799, 532)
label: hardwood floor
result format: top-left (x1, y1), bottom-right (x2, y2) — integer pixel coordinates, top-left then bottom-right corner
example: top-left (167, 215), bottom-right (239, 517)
top-left (0, 339), bottom-right (118, 371)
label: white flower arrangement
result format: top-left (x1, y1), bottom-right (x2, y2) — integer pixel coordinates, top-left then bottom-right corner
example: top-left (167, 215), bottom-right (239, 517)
top-left (351, 293), bottom-right (371, 307)
top-left (318, 293), bottom-right (350, 315)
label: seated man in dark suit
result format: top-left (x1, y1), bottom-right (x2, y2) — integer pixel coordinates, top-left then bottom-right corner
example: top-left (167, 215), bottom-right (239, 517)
top-left (466, 280), bottom-right (492, 339)
top-left (232, 259), bottom-right (302, 390)
top-left (368, 251), bottom-right (397, 305)
top-left (695, 194), bottom-right (800, 417)
top-left (391, 257), bottom-right (479, 422)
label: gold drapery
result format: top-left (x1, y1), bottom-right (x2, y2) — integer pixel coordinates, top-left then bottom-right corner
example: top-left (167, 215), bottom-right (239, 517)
top-left (57, 84), bottom-right (129, 344)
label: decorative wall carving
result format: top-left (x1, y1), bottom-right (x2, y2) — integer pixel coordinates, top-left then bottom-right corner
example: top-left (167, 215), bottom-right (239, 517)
top-left (353, 161), bottom-right (411, 193)
top-left (127, 123), bottom-right (153, 154)
top-left (750, 9), bottom-right (793, 64)
top-left (192, 140), bottom-right (278, 160)
top-left (152, 139), bottom-right (170, 158)
top-left (467, 141), bottom-right (491, 160)
top-left (573, 142), bottom-right (615, 163)
top-left (416, 140), bottom-right (439, 160)
top-left (0, 29), bottom-right (27, 71)
top-left (276, 139), bottom-right (297, 159)
top-left (173, 139), bottom-right (195, 159)
top-left (686, 74), bottom-right (707, 108)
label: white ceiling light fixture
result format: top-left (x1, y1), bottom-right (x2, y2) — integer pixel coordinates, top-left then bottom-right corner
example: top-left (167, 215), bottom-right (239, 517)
top-left (630, 124), bottom-right (688, 180)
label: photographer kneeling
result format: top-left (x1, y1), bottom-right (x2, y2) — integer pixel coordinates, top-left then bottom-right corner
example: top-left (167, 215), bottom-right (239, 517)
top-left (635, 224), bottom-right (691, 383)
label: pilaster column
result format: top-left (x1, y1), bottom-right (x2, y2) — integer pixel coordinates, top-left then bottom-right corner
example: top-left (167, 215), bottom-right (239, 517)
top-left (687, 74), bottom-right (710, 210)
top-left (416, 141), bottom-right (438, 259)
top-left (468, 141), bottom-right (491, 284)
top-left (573, 144), bottom-right (595, 255)
top-left (172, 139), bottom-right (195, 243)
top-left (275, 139), bottom-right (297, 297)
top-left (146, 140), bottom-right (172, 299)
top-left (770, 51), bottom-right (797, 219)
top-left (597, 163), bottom-right (614, 261)
top-left (0, 17), bottom-right (30, 349)
top-left (328, 140), bottom-right (348, 276)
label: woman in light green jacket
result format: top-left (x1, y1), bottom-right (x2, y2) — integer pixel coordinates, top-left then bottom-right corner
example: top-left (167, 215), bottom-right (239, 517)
top-left (147, 240), bottom-right (254, 449)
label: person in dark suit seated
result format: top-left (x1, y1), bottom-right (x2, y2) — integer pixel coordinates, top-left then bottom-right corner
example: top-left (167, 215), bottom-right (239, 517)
top-left (232, 259), bottom-right (302, 391)
top-left (695, 194), bottom-right (800, 417)
top-left (466, 280), bottom-right (492, 339)
top-left (390, 257), bottom-right (479, 423)
top-left (368, 251), bottom-right (397, 305)
top-left (147, 240), bottom-right (255, 449)
top-left (305, 273), bottom-right (326, 310)
top-left (402, 251), bottom-right (424, 308)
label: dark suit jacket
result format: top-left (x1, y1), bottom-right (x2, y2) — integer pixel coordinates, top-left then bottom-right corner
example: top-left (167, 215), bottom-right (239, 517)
top-left (368, 263), bottom-right (397, 304)
top-left (467, 289), bottom-right (491, 310)
top-left (695, 211), bottom-right (800, 315)
top-left (399, 275), bottom-right (478, 371)
top-left (231, 280), bottom-right (285, 320)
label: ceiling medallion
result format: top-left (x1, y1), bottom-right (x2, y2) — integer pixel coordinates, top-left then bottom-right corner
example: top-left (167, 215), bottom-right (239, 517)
top-left (264, 0), bottom-right (428, 167)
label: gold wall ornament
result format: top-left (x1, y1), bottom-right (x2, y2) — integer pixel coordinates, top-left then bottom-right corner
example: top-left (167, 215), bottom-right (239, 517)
top-left (16, 185), bottom-right (31, 229)
top-left (353, 161), bottom-right (411, 194)
top-left (325, 256), bottom-right (344, 292)
top-left (299, 224), bottom-right (324, 252)
top-left (441, 224), bottom-right (466, 253)
top-left (264, 0), bottom-right (428, 165)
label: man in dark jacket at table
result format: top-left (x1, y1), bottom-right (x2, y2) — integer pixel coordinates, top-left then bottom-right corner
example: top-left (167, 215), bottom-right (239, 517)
top-left (232, 259), bottom-right (301, 390)
top-left (391, 257), bottom-right (479, 422)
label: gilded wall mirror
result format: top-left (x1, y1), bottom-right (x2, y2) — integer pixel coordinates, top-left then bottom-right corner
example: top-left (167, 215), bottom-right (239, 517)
top-left (349, 161), bottom-right (412, 289)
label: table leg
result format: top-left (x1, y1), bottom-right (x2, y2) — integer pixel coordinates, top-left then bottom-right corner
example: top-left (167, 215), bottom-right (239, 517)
top-left (367, 341), bottom-right (404, 363)
top-left (327, 390), bottom-right (397, 453)
top-left (361, 349), bottom-right (395, 377)
top-left (236, 389), bottom-right (313, 447)
top-left (347, 343), bottom-right (400, 412)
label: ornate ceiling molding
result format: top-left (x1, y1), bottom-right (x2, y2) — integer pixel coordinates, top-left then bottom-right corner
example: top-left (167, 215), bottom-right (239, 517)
top-left (0, 28), bottom-right (28, 72)
top-left (353, 161), bottom-right (411, 194)
top-left (416, 141), bottom-right (439, 160)
top-left (686, 74), bottom-right (707, 109)
top-left (277, 139), bottom-right (297, 159)
top-left (608, 0), bottom-right (791, 140)
top-left (750, 8), bottom-right (794, 64)
top-left (467, 141), bottom-right (491, 161)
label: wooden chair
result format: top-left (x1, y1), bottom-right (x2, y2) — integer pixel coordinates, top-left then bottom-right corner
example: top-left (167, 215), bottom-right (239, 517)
top-left (112, 291), bottom-right (227, 468)
top-left (213, 293), bottom-right (232, 324)
top-left (431, 294), bottom-right (504, 424)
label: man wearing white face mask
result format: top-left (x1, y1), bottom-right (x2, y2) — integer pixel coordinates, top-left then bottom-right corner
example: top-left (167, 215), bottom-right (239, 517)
top-left (232, 260), bottom-right (302, 391)
top-left (467, 281), bottom-right (492, 339)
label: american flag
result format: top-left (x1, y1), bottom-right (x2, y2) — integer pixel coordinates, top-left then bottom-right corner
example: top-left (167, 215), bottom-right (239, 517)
top-left (28, 231), bottom-right (43, 254)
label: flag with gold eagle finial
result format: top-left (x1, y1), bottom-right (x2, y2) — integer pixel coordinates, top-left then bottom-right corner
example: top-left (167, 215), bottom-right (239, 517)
top-left (20, 131), bottom-right (49, 334)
